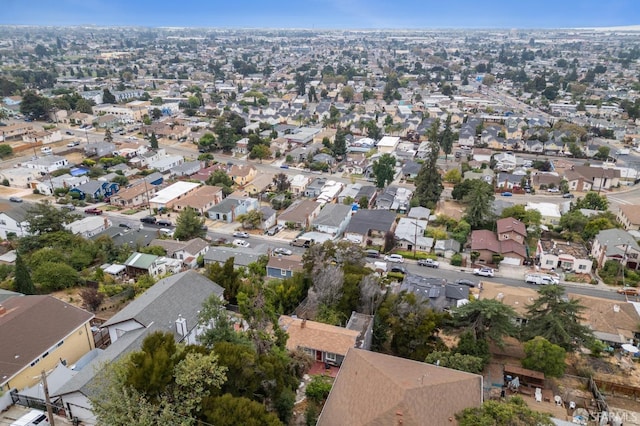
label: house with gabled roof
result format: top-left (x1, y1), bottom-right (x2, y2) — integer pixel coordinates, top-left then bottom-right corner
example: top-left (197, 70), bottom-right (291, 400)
top-left (344, 209), bottom-right (397, 246)
top-left (53, 271), bottom-right (224, 424)
top-left (591, 228), bottom-right (640, 271)
top-left (317, 348), bottom-right (482, 426)
top-left (266, 255), bottom-right (304, 279)
top-left (0, 202), bottom-right (30, 239)
top-left (0, 296), bottom-right (95, 392)
top-left (277, 200), bottom-right (322, 229)
top-left (311, 203), bottom-right (353, 237)
top-left (617, 204), bottom-right (640, 231)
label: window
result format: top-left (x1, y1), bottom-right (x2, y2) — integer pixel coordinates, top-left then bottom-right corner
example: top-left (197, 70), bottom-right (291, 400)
top-left (325, 352), bottom-right (337, 362)
top-left (578, 264), bottom-right (586, 270)
top-left (30, 358), bottom-right (40, 367)
top-left (42, 351), bottom-right (49, 358)
top-left (546, 260), bottom-right (554, 266)
top-left (281, 269), bottom-right (287, 276)
top-left (56, 340), bottom-right (64, 348)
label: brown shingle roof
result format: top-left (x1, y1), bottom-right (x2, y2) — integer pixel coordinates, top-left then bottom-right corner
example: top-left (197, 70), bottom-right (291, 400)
top-left (0, 296), bottom-right (93, 383)
top-left (471, 229), bottom-right (501, 253)
top-left (318, 348), bottom-right (482, 426)
top-left (619, 204), bottom-right (640, 226)
top-left (496, 217), bottom-right (527, 237)
top-left (267, 256), bottom-right (304, 273)
top-left (278, 315), bottom-right (358, 356)
top-left (573, 165), bottom-right (620, 180)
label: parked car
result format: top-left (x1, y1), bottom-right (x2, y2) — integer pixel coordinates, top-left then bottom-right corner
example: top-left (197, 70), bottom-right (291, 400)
top-left (233, 231), bottom-right (250, 238)
top-left (119, 223), bottom-right (132, 229)
top-left (525, 274), bottom-right (559, 285)
top-left (384, 254), bottom-right (404, 263)
top-left (455, 279), bottom-right (477, 287)
top-left (140, 216), bottom-right (157, 224)
top-left (501, 192), bottom-right (512, 197)
top-left (290, 238), bottom-right (312, 248)
top-left (389, 265), bottom-right (406, 275)
top-left (65, 130), bottom-right (74, 135)
top-left (66, 141), bottom-right (80, 147)
top-left (157, 219), bottom-right (172, 227)
top-left (233, 239), bottom-right (250, 248)
top-left (473, 267), bottom-right (494, 277)
top-left (273, 248), bottom-right (293, 256)
top-left (365, 249), bottom-right (380, 259)
top-left (547, 188), bottom-right (560, 193)
top-left (84, 207), bottom-right (102, 215)
top-left (9, 196), bottom-right (23, 203)
top-left (617, 286), bottom-right (639, 295)
top-left (417, 258), bottom-right (440, 268)
top-left (562, 193), bottom-right (575, 198)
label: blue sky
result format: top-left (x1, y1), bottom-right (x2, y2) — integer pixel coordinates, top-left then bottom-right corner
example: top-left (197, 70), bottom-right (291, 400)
top-left (2, 0), bottom-right (638, 29)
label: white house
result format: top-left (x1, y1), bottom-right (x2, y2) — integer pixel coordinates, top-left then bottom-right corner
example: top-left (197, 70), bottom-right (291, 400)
top-left (22, 155), bottom-right (69, 174)
top-left (526, 202), bottom-right (562, 225)
top-left (0, 206), bottom-right (30, 239)
top-left (0, 167), bottom-right (39, 188)
top-left (66, 216), bottom-right (111, 238)
top-left (536, 239), bottom-right (593, 273)
top-left (377, 136), bottom-right (400, 154)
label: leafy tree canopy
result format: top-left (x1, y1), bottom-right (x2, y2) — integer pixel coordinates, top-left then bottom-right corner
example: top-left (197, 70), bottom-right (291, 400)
top-left (456, 396), bottom-right (553, 426)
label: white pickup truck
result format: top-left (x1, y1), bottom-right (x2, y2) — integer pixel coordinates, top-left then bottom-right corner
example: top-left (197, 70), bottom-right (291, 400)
top-left (525, 274), bottom-right (559, 285)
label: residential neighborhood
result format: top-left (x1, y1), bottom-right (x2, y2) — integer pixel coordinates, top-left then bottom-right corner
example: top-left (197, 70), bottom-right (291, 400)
top-left (1, 21), bottom-right (640, 426)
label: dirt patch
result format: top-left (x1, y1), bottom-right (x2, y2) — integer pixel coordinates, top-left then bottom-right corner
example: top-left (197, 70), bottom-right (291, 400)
top-left (435, 200), bottom-right (465, 221)
top-left (50, 286), bottom-right (126, 320)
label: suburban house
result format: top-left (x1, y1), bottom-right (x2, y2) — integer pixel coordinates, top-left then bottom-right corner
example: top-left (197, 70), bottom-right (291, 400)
top-left (148, 181), bottom-right (201, 210)
top-left (578, 295), bottom-right (640, 347)
top-left (277, 200), bottom-right (322, 229)
top-left (376, 136), bottom-right (400, 153)
top-left (311, 204), bottom-right (352, 237)
top-left (53, 271), bottom-right (225, 424)
top-left (400, 274), bottom-right (470, 310)
top-left (617, 204), bottom-right (640, 231)
top-left (207, 196), bottom-right (258, 223)
top-left (567, 166), bottom-right (620, 192)
top-left (69, 180), bottom-right (119, 200)
top-left (344, 210), bottom-right (397, 246)
top-left (228, 164), bottom-right (257, 186)
top-left (394, 218), bottom-right (433, 253)
top-left (433, 239), bottom-right (461, 259)
top-left (471, 229), bottom-right (527, 266)
top-left (591, 228), bottom-right (640, 271)
top-left (493, 152), bottom-right (518, 171)
top-left (0, 296), bottom-right (95, 392)
top-left (0, 123), bottom-right (33, 141)
top-left (171, 185), bottom-right (223, 215)
top-left (304, 178), bottom-right (328, 198)
top-left (123, 252), bottom-right (164, 277)
top-left (203, 246), bottom-right (265, 268)
top-left (66, 216), bottom-right (111, 238)
top-left (317, 348), bottom-right (482, 426)
top-left (0, 203), bottom-right (30, 239)
top-left (148, 237), bottom-right (210, 268)
top-left (22, 155), bottom-right (69, 174)
top-left (536, 239), bottom-right (593, 273)
top-left (526, 202), bottom-right (562, 225)
top-left (0, 167), bottom-right (39, 189)
top-left (266, 255), bottom-right (304, 279)
top-left (496, 217), bottom-right (527, 244)
top-left (375, 186), bottom-right (412, 213)
top-left (278, 314), bottom-right (371, 368)
top-left (84, 141), bottom-right (116, 158)
top-left (109, 181), bottom-right (157, 209)
top-left (290, 174), bottom-right (311, 195)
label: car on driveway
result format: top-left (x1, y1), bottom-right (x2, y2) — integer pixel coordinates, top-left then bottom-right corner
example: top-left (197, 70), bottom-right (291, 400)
top-left (9, 196), bottom-right (23, 203)
top-left (233, 231), bottom-right (250, 238)
top-left (233, 239), bottom-right (250, 248)
top-left (473, 267), bottom-right (494, 277)
top-left (273, 248), bottom-right (293, 256)
top-left (384, 254), bottom-right (404, 263)
top-left (455, 279), bottom-right (477, 287)
top-left (84, 207), bottom-right (102, 215)
top-left (617, 287), bottom-right (639, 296)
top-left (417, 258), bottom-right (440, 268)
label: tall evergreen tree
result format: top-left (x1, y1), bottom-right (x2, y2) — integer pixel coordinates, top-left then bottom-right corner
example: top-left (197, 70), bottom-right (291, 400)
top-left (149, 132), bottom-right (159, 149)
top-left (332, 128), bottom-right (347, 158)
top-left (440, 114), bottom-right (454, 159)
top-left (413, 138), bottom-right (443, 208)
top-left (14, 253), bottom-right (35, 295)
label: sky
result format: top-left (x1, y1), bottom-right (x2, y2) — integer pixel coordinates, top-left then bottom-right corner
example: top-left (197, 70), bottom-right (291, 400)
top-left (1, 0), bottom-right (639, 29)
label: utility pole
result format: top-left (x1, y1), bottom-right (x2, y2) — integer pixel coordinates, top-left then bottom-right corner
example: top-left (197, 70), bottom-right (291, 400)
top-left (41, 370), bottom-right (56, 426)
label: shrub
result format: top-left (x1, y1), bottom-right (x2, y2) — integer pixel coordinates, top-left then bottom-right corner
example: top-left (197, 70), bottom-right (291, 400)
top-left (450, 253), bottom-right (463, 266)
top-left (305, 375), bottom-right (332, 403)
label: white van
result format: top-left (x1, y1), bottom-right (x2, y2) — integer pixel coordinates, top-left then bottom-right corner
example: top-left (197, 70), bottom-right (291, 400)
top-left (10, 409), bottom-right (50, 426)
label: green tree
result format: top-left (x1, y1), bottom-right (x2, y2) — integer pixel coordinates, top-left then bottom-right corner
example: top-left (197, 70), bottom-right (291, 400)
top-left (440, 114), bottom-right (454, 159)
top-left (236, 210), bottom-right (263, 230)
top-left (25, 201), bottom-right (76, 235)
top-left (305, 375), bottom-right (333, 403)
top-left (522, 285), bottom-right (593, 351)
top-left (75, 98), bottom-right (94, 114)
top-left (500, 204), bottom-right (541, 228)
top-left (364, 120), bottom-right (382, 140)
top-left (332, 128), bottom-right (348, 158)
top-left (593, 146), bottom-right (610, 160)
top-left (573, 191), bottom-right (608, 211)
top-left (414, 136), bottom-right (443, 208)
top-left (19, 91), bottom-right (51, 120)
top-left (149, 132), bottom-right (159, 149)
top-left (206, 170), bottom-right (234, 196)
top-left (250, 144), bottom-right (271, 162)
top-left (372, 153), bottom-right (396, 188)
top-left (272, 173), bottom-right (291, 193)
top-left (198, 132), bottom-right (216, 152)
top-left (201, 394), bottom-right (282, 426)
top-left (32, 262), bottom-right (79, 291)
top-left (452, 179), bottom-right (493, 201)
top-left (358, 195), bottom-right (369, 209)
top-left (455, 330), bottom-right (490, 367)
top-left (207, 258), bottom-right (241, 304)
top-left (104, 128), bottom-right (113, 143)
top-left (102, 88), bottom-right (116, 104)
top-left (0, 144), bottom-right (13, 159)
top-left (456, 396), bottom-right (553, 426)
top-left (522, 336), bottom-right (566, 378)
top-left (340, 85), bottom-right (355, 102)
top-left (464, 187), bottom-right (495, 229)
top-left (452, 299), bottom-right (517, 347)
top-left (444, 168), bottom-right (462, 184)
top-left (198, 295), bottom-right (249, 347)
top-left (13, 252), bottom-right (35, 295)
top-left (424, 351), bottom-right (484, 374)
top-left (173, 207), bottom-right (206, 241)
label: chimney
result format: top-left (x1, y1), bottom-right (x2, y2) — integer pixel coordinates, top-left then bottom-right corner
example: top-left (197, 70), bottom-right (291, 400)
top-left (0, 304), bottom-right (5, 315)
top-left (301, 319), bottom-right (306, 329)
top-left (175, 315), bottom-right (188, 336)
